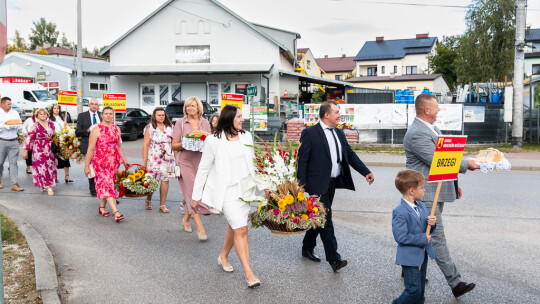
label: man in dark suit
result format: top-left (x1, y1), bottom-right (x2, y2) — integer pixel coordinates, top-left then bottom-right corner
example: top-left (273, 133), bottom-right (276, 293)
top-left (297, 100), bottom-right (374, 272)
top-left (75, 98), bottom-right (101, 196)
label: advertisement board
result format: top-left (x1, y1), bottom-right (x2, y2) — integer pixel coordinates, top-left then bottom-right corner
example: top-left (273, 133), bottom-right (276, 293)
top-left (463, 106), bottom-right (485, 123)
top-left (57, 90), bottom-right (77, 106)
top-left (355, 104), bottom-right (408, 129)
top-left (251, 106), bottom-right (268, 131)
top-left (408, 104), bottom-right (463, 131)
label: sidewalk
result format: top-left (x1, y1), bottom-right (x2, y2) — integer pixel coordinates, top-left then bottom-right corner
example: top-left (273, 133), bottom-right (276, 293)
top-left (357, 152), bottom-right (540, 171)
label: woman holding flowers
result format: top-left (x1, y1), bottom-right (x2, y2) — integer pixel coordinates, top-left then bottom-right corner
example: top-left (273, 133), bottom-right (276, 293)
top-left (22, 108), bottom-right (57, 196)
top-left (192, 105), bottom-right (271, 288)
top-left (84, 106), bottom-right (130, 222)
top-left (142, 107), bottom-right (174, 213)
top-left (172, 96), bottom-right (211, 240)
top-left (49, 104), bottom-right (73, 183)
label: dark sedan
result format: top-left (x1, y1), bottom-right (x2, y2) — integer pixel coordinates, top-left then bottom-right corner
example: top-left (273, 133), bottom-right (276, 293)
top-left (115, 108), bottom-right (151, 141)
top-left (165, 100), bottom-right (217, 124)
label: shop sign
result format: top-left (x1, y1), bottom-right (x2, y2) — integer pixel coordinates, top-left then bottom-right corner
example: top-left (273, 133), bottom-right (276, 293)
top-left (37, 72), bottom-right (46, 81)
top-left (427, 135), bottom-right (467, 182)
top-left (175, 45), bottom-right (210, 63)
top-left (247, 86), bottom-right (257, 96)
top-left (2, 77), bottom-right (32, 83)
top-left (58, 90), bottom-right (78, 106)
top-left (103, 93), bottom-right (127, 112)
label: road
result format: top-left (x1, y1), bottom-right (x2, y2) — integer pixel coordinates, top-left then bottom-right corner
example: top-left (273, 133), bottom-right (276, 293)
top-left (1, 139), bottom-right (539, 303)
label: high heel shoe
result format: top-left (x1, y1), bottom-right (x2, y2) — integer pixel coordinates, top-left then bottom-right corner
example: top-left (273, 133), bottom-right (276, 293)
top-left (217, 256), bottom-right (233, 272)
top-left (246, 278), bottom-right (261, 288)
top-left (65, 176), bottom-right (73, 183)
top-left (98, 206), bottom-right (110, 217)
top-left (113, 211), bottom-right (124, 223)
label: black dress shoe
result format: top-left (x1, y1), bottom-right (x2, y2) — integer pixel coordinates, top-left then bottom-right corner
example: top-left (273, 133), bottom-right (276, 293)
top-left (90, 191), bottom-right (97, 196)
top-left (452, 282), bottom-right (475, 298)
top-left (302, 250), bottom-right (321, 262)
top-left (330, 259), bottom-right (348, 272)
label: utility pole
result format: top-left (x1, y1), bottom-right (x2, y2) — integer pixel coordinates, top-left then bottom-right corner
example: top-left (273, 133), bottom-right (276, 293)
top-left (512, 0), bottom-right (526, 149)
top-left (76, 0), bottom-right (83, 114)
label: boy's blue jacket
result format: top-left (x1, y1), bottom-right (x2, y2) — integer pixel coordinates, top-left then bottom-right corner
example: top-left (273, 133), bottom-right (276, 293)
top-left (392, 198), bottom-right (436, 267)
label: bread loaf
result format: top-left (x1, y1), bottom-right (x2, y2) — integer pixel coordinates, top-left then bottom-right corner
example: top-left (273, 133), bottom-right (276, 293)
top-left (5, 119), bottom-right (22, 125)
top-left (474, 148), bottom-right (504, 163)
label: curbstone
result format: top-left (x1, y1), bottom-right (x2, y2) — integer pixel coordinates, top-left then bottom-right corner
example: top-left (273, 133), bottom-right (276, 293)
top-left (0, 205), bottom-right (61, 304)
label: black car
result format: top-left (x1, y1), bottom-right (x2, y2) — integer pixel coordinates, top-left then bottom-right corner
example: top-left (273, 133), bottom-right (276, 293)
top-left (165, 101), bottom-right (217, 124)
top-left (115, 108), bottom-right (151, 141)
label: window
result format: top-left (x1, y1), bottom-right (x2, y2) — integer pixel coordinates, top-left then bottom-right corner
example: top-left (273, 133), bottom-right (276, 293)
top-left (159, 85), bottom-right (169, 106)
top-left (367, 67), bottom-right (377, 76)
top-left (89, 82), bottom-right (108, 91)
top-left (335, 75), bottom-right (343, 81)
top-left (533, 64), bottom-right (540, 75)
top-left (394, 65), bottom-right (398, 73)
top-left (23, 91), bottom-right (36, 102)
top-left (381, 66), bottom-right (385, 74)
top-left (127, 110), bottom-right (141, 118)
top-left (406, 66), bottom-right (418, 75)
top-left (307, 60), bottom-right (311, 69)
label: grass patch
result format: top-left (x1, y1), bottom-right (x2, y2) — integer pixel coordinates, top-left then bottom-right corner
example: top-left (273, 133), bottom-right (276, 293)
top-left (1, 213), bottom-right (25, 245)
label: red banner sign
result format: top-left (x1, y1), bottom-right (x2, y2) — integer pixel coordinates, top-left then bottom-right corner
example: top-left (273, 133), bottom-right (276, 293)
top-left (2, 77), bottom-right (33, 83)
top-left (427, 135), bottom-right (468, 182)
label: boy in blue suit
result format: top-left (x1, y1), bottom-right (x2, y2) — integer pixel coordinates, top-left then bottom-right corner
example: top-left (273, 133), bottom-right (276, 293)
top-left (392, 169), bottom-right (437, 304)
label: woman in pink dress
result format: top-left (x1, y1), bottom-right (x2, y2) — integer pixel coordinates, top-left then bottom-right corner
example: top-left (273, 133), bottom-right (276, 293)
top-left (172, 96), bottom-right (211, 241)
top-left (84, 107), bottom-right (130, 222)
top-left (22, 108), bottom-right (57, 196)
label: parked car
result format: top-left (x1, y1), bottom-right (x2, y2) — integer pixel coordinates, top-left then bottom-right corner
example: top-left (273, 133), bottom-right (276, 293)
top-left (165, 100), bottom-right (217, 123)
top-left (114, 108), bottom-right (151, 141)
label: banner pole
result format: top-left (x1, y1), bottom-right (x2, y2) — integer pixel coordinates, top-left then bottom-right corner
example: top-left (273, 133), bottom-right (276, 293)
top-left (426, 181), bottom-right (442, 236)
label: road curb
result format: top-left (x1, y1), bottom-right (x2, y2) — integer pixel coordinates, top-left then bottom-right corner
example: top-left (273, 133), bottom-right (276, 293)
top-left (0, 205), bottom-right (61, 304)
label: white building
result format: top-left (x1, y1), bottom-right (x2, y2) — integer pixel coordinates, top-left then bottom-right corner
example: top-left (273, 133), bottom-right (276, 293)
top-left (100, 0), bottom-right (350, 115)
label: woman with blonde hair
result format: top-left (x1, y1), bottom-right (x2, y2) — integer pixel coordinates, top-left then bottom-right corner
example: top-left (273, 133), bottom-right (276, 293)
top-left (142, 107), bottom-right (175, 212)
top-left (172, 96), bottom-right (211, 240)
top-left (22, 108), bottom-right (57, 195)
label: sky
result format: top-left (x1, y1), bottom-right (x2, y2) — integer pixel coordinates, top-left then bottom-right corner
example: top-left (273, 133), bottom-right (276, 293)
top-left (5, 0), bottom-right (540, 58)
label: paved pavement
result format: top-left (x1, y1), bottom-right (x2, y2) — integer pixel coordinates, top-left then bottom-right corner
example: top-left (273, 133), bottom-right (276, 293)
top-left (1, 139), bottom-right (539, 303)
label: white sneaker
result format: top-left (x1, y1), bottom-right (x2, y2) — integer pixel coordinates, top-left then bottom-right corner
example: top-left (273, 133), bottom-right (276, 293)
top-left (210, 207), bottom-right (220, 214)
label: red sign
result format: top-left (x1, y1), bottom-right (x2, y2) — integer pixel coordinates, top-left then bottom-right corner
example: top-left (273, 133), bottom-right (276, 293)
top-left (103, 93), bottom-right (127, 112)
top-left (49, 82), bottom-right (59, 87)
top-left (38, 82), bottom-right (49, 88)
top-left (427, 135), bottom-right (468, 182)
top-left (221, 93), bottom-right (243, 102)
top-left (2, 77), bottom-right (33, 83)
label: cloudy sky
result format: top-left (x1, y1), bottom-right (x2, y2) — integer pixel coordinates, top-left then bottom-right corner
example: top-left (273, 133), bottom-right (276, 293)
top-left (5, 0), bottom-right (540, 58)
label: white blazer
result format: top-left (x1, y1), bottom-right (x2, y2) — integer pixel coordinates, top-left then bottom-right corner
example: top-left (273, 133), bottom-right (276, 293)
top-left (192, 131), bottom-right (267, 211)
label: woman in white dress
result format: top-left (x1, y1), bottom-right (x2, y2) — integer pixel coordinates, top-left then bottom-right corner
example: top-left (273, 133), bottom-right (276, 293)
top-left (49, 104), bottom-right (73, 182)
top-left (192, 105), bottom-right (271, 288)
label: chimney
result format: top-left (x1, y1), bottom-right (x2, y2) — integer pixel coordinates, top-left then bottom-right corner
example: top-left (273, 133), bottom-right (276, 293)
top-left (342, 54), bottom-right (346, 58)
top-left (324, 55), bottom-right (328, 58)
top-left (416, 33), bottom-right (428, 39)
top-left (376, 36), bottom-right (384, 42)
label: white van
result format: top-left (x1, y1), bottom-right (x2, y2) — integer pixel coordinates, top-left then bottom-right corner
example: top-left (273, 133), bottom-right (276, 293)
top-left (0, 83), bottom-right (57, 120)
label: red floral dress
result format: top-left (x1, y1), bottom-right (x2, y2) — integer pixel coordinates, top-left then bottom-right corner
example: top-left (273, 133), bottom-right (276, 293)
top-left (24, 122), bottom-right (57, 188)
top-left (92, 124), bottom-right (123, 199)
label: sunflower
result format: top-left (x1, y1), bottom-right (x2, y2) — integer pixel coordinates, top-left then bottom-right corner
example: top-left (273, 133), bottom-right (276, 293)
top-left (128, 174), bottom-right (136, 182)
top-left (133, 172), bottom-right (143, 181)
top-left (297, 192), bottom-right (305, 201)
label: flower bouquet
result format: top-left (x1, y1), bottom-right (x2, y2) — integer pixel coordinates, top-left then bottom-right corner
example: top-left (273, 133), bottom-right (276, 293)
top-left (116, 164), bottom-right (159, 198)
top-left (16, 130), bottom-right (25, 146)
top-left (182, 130), bottom-right (210, 152)
top-left (246, 134), bottom-right (327, 235)
top-left (55, 126), bottom-right (83, 163)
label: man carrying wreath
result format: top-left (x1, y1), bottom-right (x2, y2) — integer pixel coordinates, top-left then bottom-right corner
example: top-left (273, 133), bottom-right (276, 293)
top-left (297, 100), bottom-right (374, 272)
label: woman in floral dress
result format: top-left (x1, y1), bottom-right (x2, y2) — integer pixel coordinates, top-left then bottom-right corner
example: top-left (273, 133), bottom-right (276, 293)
top-left (142, 108), bottom-right (175, 212)
top-left (22, 108), bottom-right (57, 196)
top-left (84, 107), bottom-right (130, 222)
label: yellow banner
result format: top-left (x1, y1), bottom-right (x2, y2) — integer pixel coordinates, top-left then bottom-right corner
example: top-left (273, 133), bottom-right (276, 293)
top-left (428, 150), bottom-right (465, 176)
top-left (103, 93), bottom-right (126, 112)
top-left (58, 90), bottom-right (77, 106)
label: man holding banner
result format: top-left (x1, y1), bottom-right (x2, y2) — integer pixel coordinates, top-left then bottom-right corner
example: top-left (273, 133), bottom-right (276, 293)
top-left (403, 94), bottom-right (479, 298)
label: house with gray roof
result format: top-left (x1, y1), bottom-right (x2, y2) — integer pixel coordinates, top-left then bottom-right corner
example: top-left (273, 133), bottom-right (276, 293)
top-left (354, 34), bottom-right (437, 78)
top-left (525, 28), bottom-right (540, 76)
top-left (0, 52), bottom-right (110, 100)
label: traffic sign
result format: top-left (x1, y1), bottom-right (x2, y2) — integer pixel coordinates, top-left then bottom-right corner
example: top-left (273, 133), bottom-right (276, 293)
top-left (247, 86), bottom-right (257, 96)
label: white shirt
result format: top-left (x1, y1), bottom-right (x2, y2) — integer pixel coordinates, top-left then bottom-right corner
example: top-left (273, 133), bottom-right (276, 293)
top-left (319, 120), bottom-right (342, 178)
top-left (89, 110), bottom-right (101, 124)
top-left (52, 115), bottom-right (65, 132)
top-left (403, 198), bottom-right (420, 218)
top-left (0, 108), bottom-right (22, 139)
top-left (415, 117), bottom-right (440, 136)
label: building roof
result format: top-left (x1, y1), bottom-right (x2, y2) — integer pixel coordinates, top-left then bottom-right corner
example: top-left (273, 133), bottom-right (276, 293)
top-left (354, 37), bottom-right (437, 61)
top-left (100, 63), bottom-right (274, 75)
top-left (27, 46), bottom-right (105, 60)
top-left (347, 74), bottom-right (444, 82)
top-left (315, 56), bottom-right (356, 73)
top-left (4, 52), bottom-right (110, 74)
top-left (526, 28), bottom-right (540, 42)
top-left (100, 0), bottom-right (295, 62)
top-left (251, 23), bottom-right (301, 37)
top-left (279, 70), bottom-right (352, 87)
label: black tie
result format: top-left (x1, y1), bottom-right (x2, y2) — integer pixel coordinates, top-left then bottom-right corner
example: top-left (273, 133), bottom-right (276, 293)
top-left (328, 128), bottom-right (341, 163)
top-left (93, 113), bottom-right (97, 124)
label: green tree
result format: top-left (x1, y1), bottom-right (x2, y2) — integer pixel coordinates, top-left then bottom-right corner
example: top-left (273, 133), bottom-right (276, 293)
top-left (455, 0), bottom-right (516, 83)
top-left (428, 36), bottom-right (459, 90)
top-left (59, 32), bottom-right (74, 49)
top-left (28, 18), bottom-right (59, 50)
top-left (311, 88), bottom-right (324, 103)
top-left (92, 45), bottom-right (109, 57)
top-left (6, 30), bottom-right (26, 53)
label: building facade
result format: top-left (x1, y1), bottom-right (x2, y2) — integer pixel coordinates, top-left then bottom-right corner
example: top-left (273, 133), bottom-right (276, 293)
top-left (525, 28), bottom-right (540, 77)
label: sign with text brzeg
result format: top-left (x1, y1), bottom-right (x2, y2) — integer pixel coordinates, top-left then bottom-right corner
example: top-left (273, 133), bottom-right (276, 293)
top-left (427, 135), bottom-right (467, 182)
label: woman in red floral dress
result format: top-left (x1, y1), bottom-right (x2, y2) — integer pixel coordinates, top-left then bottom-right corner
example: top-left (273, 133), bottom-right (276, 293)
top-left (84, 107), bottom-right (130, 222)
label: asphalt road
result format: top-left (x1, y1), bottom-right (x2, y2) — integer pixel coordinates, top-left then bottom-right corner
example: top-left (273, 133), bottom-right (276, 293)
top-left (1, 140), bottom-right (539, 303)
